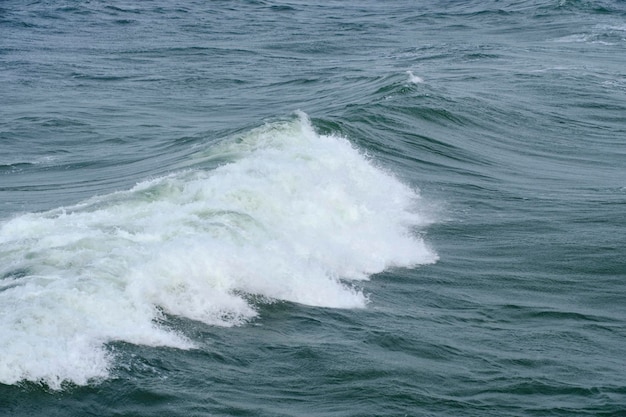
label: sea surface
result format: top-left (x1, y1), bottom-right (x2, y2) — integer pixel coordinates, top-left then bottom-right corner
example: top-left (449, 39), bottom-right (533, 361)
top-left (1, 1), bottom-right (625, 416)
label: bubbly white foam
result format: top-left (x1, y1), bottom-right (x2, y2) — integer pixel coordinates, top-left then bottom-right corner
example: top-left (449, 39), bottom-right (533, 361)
top-left (0, 112), bottom-right (437, 389)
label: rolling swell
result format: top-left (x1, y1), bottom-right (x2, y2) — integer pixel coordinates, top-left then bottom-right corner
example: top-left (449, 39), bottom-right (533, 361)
top-left (301, 38), bottom-right (626, 413)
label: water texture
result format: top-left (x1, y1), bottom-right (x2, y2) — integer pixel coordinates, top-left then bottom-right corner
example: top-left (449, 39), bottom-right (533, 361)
top-left (1, 1), bottom-right (625, 416)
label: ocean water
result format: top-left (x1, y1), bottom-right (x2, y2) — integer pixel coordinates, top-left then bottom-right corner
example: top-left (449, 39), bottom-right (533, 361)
top-left (1, 1), bottom-right (625, 416)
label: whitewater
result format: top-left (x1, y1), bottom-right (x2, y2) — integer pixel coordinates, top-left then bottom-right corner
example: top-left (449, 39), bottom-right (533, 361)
top-left (0, 113), bottom-right (437, 389)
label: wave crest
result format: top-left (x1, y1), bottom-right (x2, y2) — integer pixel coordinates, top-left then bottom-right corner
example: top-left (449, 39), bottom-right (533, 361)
top-left (0, 112), bottom-right (437, 388)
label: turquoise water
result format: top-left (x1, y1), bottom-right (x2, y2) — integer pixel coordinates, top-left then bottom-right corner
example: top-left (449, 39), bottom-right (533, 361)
top-left (1, 1), bottom-right (625, 416)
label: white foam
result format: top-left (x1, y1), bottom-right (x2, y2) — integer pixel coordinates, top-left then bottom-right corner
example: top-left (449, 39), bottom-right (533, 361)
top-left (0, 112), bottom-right (437, 388)
top-left (407, 70), bottom-right (425, 84)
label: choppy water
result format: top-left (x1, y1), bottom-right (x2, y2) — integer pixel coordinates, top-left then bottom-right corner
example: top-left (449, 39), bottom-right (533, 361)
top-left (1, 1), bottom-right (625, 416)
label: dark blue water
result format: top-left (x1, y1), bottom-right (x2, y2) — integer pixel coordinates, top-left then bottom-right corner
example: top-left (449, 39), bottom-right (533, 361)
top-left (1, 1), bottom-right (625, 416)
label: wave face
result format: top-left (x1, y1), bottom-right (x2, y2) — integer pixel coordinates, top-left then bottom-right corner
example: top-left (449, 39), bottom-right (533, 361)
top-left (0, 113), bottom-right (437, 389)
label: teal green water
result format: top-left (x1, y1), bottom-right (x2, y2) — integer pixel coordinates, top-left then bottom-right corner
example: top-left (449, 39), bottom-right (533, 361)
top-left (1, 1), bottom-right (625, 416)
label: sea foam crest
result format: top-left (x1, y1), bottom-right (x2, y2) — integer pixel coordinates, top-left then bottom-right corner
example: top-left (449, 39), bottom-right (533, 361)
top-left (0, 112), bottom-right (437, 389)
top-left (407, 70), bottom-right (424, 84)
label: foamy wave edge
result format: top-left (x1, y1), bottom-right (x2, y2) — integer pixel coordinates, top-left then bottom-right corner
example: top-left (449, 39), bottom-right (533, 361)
top-left (0, 112), bottom-right (437, 389)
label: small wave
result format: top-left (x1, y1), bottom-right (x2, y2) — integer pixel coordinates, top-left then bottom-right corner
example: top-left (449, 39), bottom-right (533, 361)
top-left (0, 155), bottom-right (63, 171)
top-left (553, 24), bottom-right (626, 45)
top-left (0, 112), bottom-right (437, 389)
top-left (406, 71), bottom-right (425, 84)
